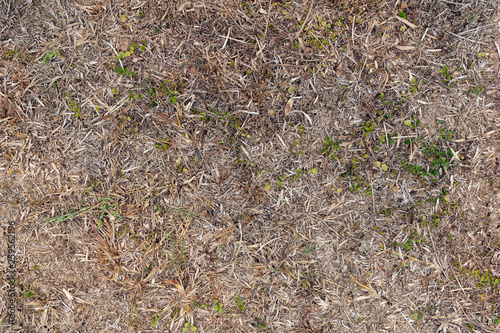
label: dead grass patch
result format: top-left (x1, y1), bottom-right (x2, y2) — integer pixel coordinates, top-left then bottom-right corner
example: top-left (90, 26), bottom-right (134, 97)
top-left (1, 0), bottom-right (499, 331)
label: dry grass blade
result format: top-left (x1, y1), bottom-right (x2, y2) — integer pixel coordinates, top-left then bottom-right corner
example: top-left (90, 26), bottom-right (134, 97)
top-left (393, 14), bottom-right (418, 29)
top-left (395, 45), bottom-right (416, 50)
top-left (284, 97), bottom-right (294, 116)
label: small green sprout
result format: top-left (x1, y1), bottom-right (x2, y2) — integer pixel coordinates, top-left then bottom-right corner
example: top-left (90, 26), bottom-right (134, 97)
top-left (235, 296), bottom-right (246, 311)
top-left (440, 66), bottom-right (453, 87)
top-left (472, 86), bottom-right (483, 94)
top-left (183, 322), bottom-right (197, 332)
top-left (213, 300), bottom-right (224, 313)
top-left (42, 51), bottom-right (59, 64)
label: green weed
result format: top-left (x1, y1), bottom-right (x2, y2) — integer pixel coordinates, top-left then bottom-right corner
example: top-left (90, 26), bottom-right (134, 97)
top-left (402, 144), bottom-right (453, 181)
top-left (321, 137), bottom-right (340, 159)
top-left (422, 144), bottom-right (453, 170)
top-left (82, 179), bottom-right (101, 196)
top-left (4, 48), bottom-right (34, 62)
top-left (440, 66), bottom-right (453, 88)
top-left (410, 310), bottom-right (422, 322)
top-left (42, 50), bottom-right (60, 64)
top-left (394, 230), bottom-right (424, 251)
top-left (183, 322), bottom-right (197, 332)
top-left (409, 78), bottom-right (421, 93)
top-left (151, 311), bottom-right (162, 328)
top-left (380, 133), bottom-right (397, 146)
top-left (234, 296), bottom-right (246, 311)
top-left (159, 80), bottom-right (179, 104)
top-left (213, 299), bottom-right (224, 313)
top-left (305, 244), bottom-right (316, 254)
top-left (154, 138), bottom-right (171, 151)
top-left (22, 290), bottom-right (35, 299)
top-left (404, 115), bottom-right (421, 128)
top-left (439, 127), bottom-right (454, 140)
top-left (43, 206), bottom-right (91, 225)
top-left (116, 43), bottom-right (143, 60)
top-left (44, 197), bottom-right (121, 226)
top-left (66, 93), bottom-right (81, 117)
top-left (472, 86), bottom-right (483, 94)
top-left (127, 91), bottom-right (143, 100)
top-left (361, 121), bottom-right (376, 136)
top-left (115, 66), bottom-right (137, 78)
top-left (453, 263), bottom-right (500, 291)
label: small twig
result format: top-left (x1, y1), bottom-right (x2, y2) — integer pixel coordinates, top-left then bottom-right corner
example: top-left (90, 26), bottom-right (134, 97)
top-left (465, 314), bottom-right (500, 333)
top-left (264, 0), bottom-right (271, 37)
top-left (217, 35), bottom-right (247, 44)
top-left (440, 0), bottom-right (466, 4)
top-left (221, 28), bottom-right (231, 50)
top-left (172, 41), bottom-right (184, 58)
top-left (365, 22), bottom-right (375, 47)
top-left (446, 31), bottom-right (487, 45)
top-left (392, 14), bottom-right (417, 29)
top-left (295, 0), bottom-right (314, 39)
top-left (104, 41), bottom-right (124, 70)
top-left (352, 15), bottom-right (355, 41)
top-left (458, 23), bottom-right (495, 35)
top-left (495, 41), bottom-right (500, 59)
top-left (421, 28), bottom-right (429, 42)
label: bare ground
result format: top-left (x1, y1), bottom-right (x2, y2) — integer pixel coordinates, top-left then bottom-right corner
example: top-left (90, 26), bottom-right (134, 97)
top-left (0, 0), bottom-right (499, 332)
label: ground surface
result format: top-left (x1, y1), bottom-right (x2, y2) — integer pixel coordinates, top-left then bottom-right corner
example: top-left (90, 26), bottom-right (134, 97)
top-left (0, 0), bottom-right (499, 332)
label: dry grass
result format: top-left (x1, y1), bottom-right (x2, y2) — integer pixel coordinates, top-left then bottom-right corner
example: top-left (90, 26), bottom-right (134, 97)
top-left (0, 0), bottom-right (499, 332)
